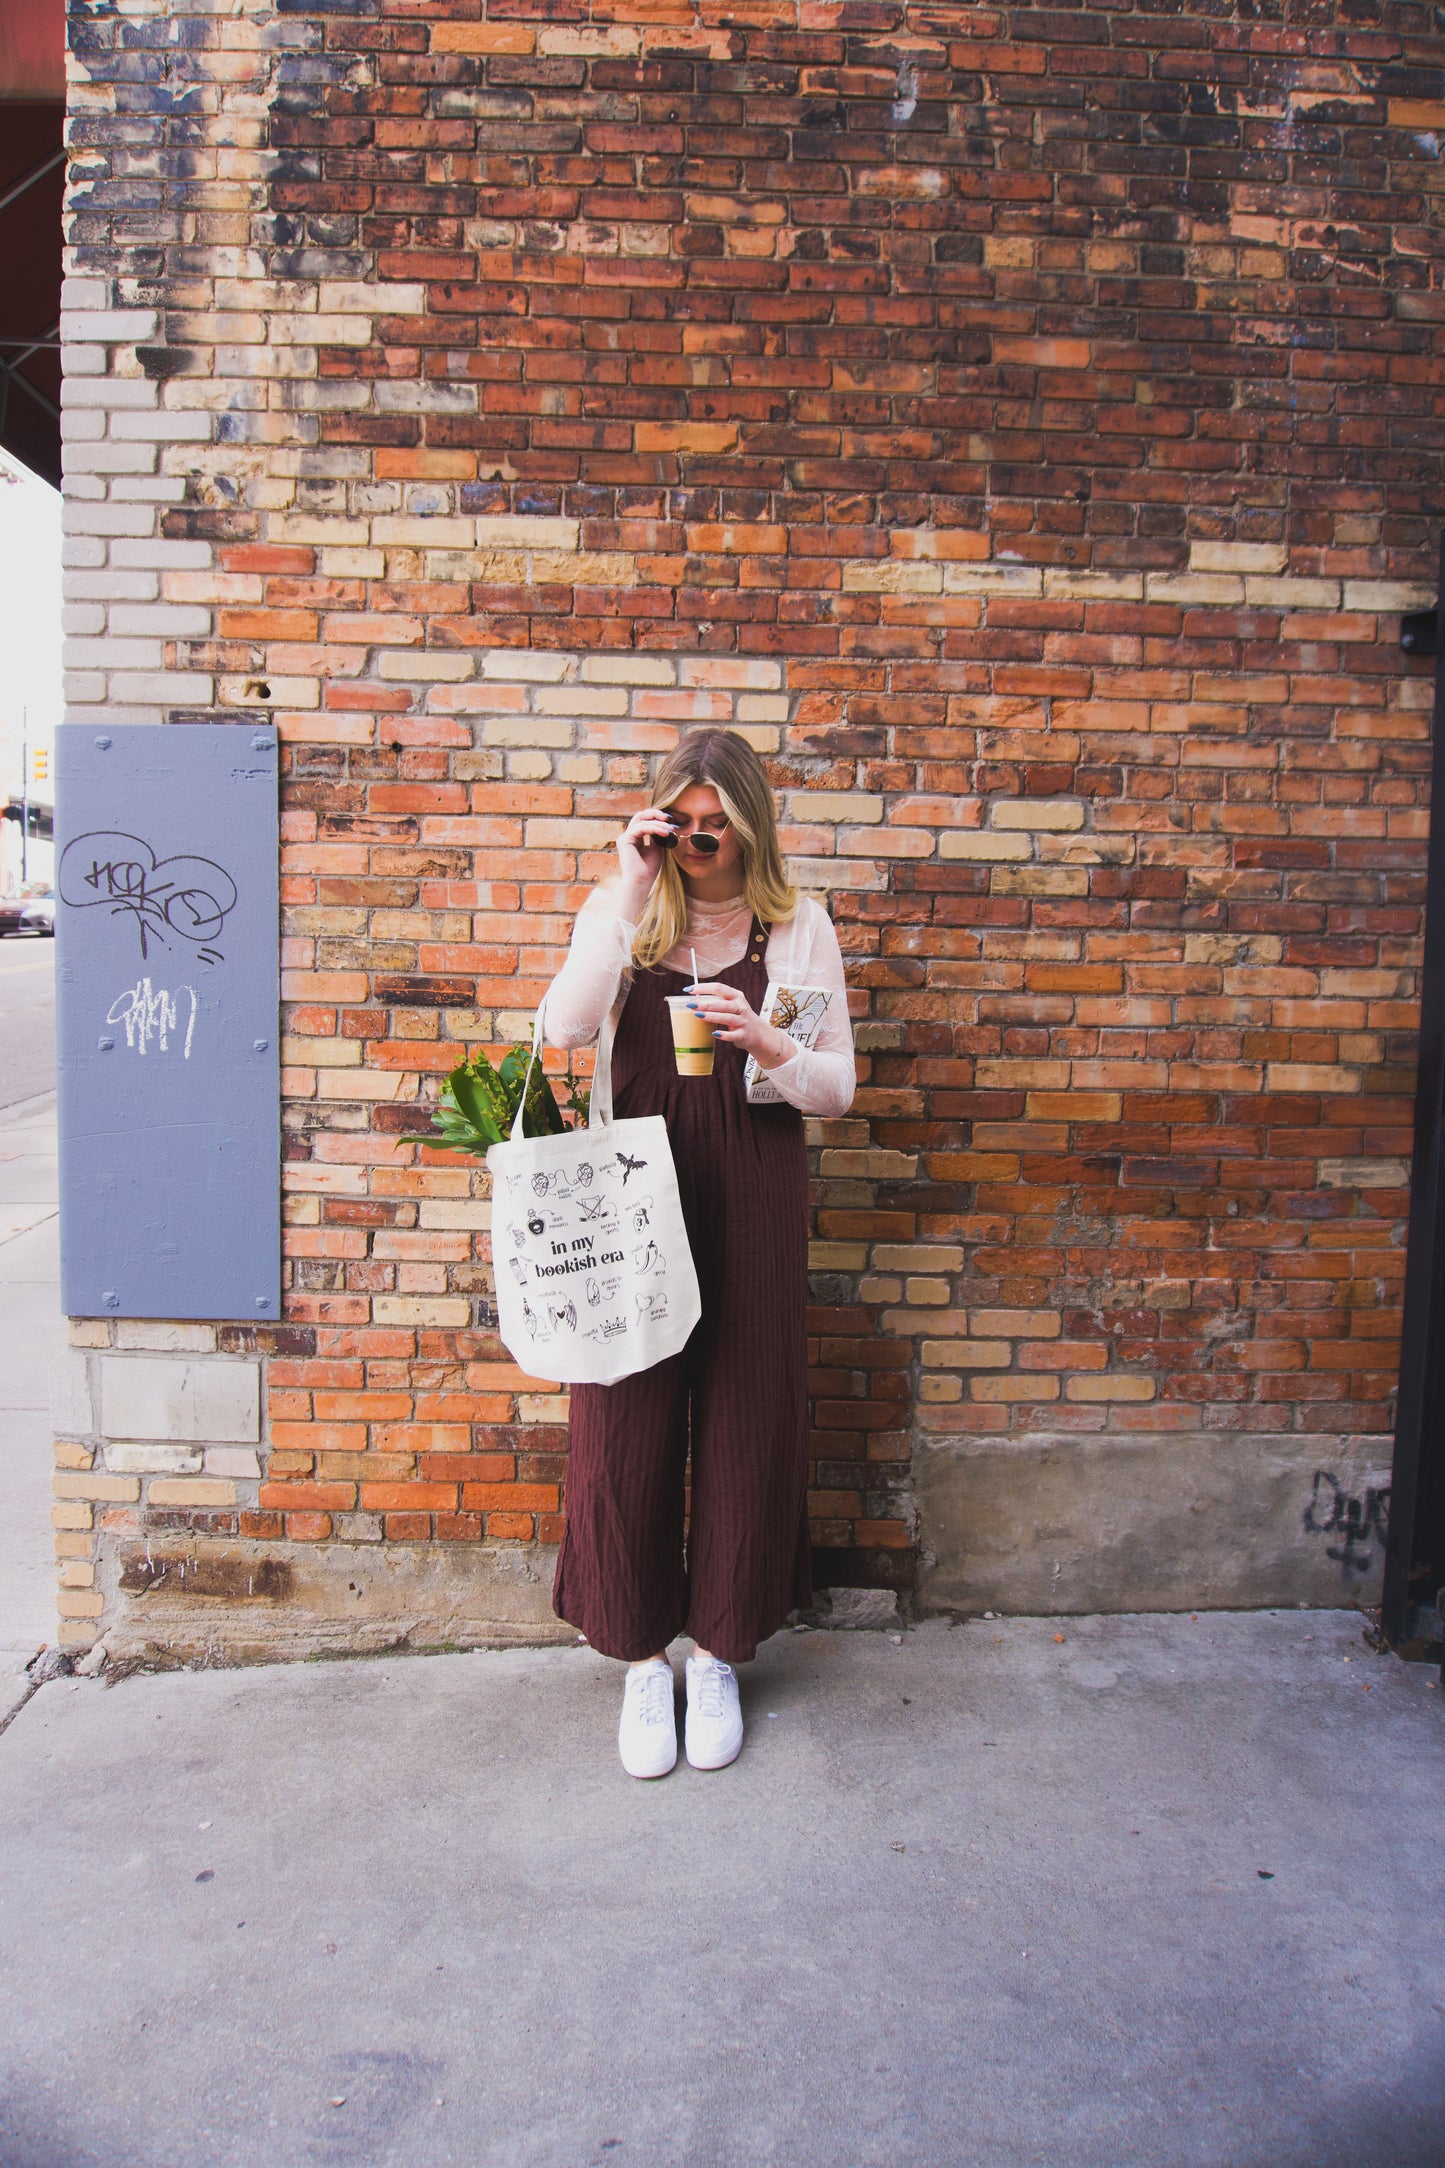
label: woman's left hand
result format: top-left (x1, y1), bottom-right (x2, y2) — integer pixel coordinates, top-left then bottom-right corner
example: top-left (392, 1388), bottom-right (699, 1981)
top-left (687, 982), bottom-right (791, 1069)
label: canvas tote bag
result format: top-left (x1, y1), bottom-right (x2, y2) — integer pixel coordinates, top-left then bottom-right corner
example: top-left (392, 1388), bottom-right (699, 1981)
top-left (486, 1003), bottom-right (701, 1385)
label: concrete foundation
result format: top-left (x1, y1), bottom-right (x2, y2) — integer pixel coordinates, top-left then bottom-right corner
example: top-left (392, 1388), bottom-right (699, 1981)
top-left (96, 1538), bottom-right (569, 1667)
top-left (915, 1432), bottom-right (1391, 1617)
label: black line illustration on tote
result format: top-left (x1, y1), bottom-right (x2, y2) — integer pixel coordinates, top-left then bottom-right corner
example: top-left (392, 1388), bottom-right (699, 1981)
top-left (629, 1197), bottom-right (653, 1232)
top-left (548, 1301), bottom-right (578, 1334)
top-left (577, 1192), bottom-right (612, 1224)
top-left (508, 1256), bottom-right (529, 1286)
top-left (522, 1297), bottom-right (545, 1340)
top-left (585, 1276), bottom-right (621, 1308)
top-left (59, 831), bottom-right (238, 967)
top-left (586, 1316), bottom-right (628, 1343)
top-left (632, 1241), bottom-right (665, 1274)
top-left (636, 1290), bottom-right (668, 1323)
top-left (573, 1162), bottom-right (595, 1187)
top-left (614, 1150), bottom-right (648, 1185)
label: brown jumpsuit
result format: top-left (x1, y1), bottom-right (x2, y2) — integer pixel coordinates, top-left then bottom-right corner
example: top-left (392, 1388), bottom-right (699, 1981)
top-left (553, 917), bottom-right (813, 1664)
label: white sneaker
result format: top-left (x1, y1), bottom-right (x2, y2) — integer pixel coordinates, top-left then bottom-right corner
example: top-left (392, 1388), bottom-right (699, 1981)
top-left (618, 1658), bottom-right (677, 1779)
top-left (684, 1653), bottom-right (743, 1770)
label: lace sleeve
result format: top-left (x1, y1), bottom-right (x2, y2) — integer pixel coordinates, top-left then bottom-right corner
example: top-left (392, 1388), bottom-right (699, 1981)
top-left (759, 899), bottom-right (856, 1119)
top-left (542, 890), bottom-right (635, 1051)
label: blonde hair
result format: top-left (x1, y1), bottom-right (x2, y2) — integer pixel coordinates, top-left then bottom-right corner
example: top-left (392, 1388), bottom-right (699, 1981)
top-left (630, 728), bottom-right (798, 970)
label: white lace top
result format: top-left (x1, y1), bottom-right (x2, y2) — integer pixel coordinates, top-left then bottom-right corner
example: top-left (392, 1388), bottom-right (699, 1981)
top-left (543, 888), bottom-right (857, 1119)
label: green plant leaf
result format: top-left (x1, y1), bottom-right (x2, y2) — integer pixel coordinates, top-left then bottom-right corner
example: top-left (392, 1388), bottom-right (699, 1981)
top-left (501, 1043), bottom-right (566, 1137)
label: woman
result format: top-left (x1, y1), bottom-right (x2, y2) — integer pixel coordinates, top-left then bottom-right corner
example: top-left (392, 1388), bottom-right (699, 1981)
top-left (543, 729), bottom-right (856, 1778)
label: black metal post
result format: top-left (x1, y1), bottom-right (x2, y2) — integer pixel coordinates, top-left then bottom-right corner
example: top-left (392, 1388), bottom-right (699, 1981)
top-left (1384, 533), bottom-right (1445, 1648)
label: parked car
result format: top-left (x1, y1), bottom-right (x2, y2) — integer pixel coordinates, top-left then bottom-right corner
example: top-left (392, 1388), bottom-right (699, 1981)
top-left (0, 889), bottom-right (54, 936)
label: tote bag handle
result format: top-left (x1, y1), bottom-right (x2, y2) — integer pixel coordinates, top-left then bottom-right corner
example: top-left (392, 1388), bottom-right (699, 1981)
top-left (508, 996), bottom-right (617, 1142)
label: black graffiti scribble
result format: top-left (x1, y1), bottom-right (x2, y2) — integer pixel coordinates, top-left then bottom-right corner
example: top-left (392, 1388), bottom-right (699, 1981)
top-left (58, 831), bottom-right (237, 967)
top-left (1303, 1471), bottom-right (1390, 1577)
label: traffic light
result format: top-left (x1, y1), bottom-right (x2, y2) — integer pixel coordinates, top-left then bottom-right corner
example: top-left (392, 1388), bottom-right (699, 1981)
top-left (31, 747), bottom-right (48, 788)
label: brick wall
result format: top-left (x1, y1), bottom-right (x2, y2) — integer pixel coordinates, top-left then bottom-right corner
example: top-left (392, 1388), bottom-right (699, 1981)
top-left (56, 0), bottom-right (1443, 1656)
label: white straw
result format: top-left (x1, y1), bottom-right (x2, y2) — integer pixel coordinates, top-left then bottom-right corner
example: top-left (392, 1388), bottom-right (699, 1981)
top-left (691, 947), bottom-right (699, 991)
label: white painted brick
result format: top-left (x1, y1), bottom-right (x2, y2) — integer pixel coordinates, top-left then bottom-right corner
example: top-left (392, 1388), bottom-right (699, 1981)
top-left (989, 799), bottom-right (1085, 832)
top-left (109, 410), bottom-right (215, 443)
top-left (1342, 580), bottom-right (1436, 613)
top-left (111, 538), bottom-right (213, 568)
top-left (534, 686), bottom-right (629, 716)
top-left (66, 570), bottom-right (159, 601)
top-left (483, 716), bottom-right (575, 747)
top-left (377, 650), bottom-right (473, 681)
top-left (580, 654), bottom-right (676, 685)
top-left (1188, 541), bottom-right (1287, 575)
top-left (60, 377), bottom-right (160, 410)
top-left (50, 1353), bottom-right (95, 1439)
top-left (60, 276), bottom-right (108, 310)
top-left (65, 502), bottom-right (160, 537)
top-left (105, 1442), bottom-right (205, 1475)
top-left (371, 516), bottom-right (476, 547)
top-left (318, 280), bottom-right (425, 314)
top-left (112, 1322), bottom-right (219, 1352)
top-left (59, 409), bottom-right (106, 442)
top-left (267, 313), bottom-right (373, 345)
top-left (62, 443), bottom-right (160, 476)
top-left (941, 563), bottom-right (1043, 596)
top-left (107, 604), bottom-right (212, 636)
top-left (481, 649), bottom-right (572, 682)
top-left (62, 604), bottom-right (106, 636)
top-left (100, 1355), bottom-right (261, 1443)
top-left (64, 636), bottom-right (166, 670)
top-left (1144, 573), bottom-right (1245, 605)
top-left (474, 515), bottom-right (578, 549)
top-left (111, 475), bottom-right (189, 503)
top-left (1244, 576), bottom-right (1340, 609)
top-left (204, 1446), bottom-right (262, 1479)
top-left (61, 537), bottom-right (107, 571)
top-left (108, 671), bottom-right (216, 703)
top-left (61, 309), bottom-right (159, 343)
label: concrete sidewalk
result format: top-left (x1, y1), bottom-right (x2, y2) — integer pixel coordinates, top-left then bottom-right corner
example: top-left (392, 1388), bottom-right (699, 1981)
top-left (0, 1091), bottom-right (61, 1713)
top-left (0, 1609), bottom-right (1440, 2168)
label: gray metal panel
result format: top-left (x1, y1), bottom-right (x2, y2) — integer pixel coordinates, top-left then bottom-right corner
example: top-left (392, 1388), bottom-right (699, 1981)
top-left (55, 724), bottom-right (280, 1320)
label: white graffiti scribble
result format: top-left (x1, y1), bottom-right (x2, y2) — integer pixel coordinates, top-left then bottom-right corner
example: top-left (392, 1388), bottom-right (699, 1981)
top-left (106, 978), bottom-right (198, 1058)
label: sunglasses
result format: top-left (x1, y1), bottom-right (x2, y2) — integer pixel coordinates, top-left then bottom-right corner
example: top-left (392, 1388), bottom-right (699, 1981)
top-left (657, 819), bottom-right (725, 857)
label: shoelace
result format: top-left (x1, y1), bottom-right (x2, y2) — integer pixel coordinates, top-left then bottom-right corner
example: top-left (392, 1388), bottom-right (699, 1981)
top-left (694, 1662), bottom-right (732, 1720)
top-left (633, 1666), bottom-right (672, 1728)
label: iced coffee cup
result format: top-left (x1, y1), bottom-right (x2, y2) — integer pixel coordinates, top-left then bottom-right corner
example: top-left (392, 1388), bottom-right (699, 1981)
top-left (665, 994), bottom-right (716, 1077)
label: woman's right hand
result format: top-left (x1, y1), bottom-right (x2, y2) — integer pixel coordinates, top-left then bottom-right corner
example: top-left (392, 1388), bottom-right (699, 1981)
top-left (614, 806), bottom-right (675, 914)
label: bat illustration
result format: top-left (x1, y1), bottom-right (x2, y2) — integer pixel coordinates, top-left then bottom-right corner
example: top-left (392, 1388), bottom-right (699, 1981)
top-left (615, 1150), bottom-right (648, 1185)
